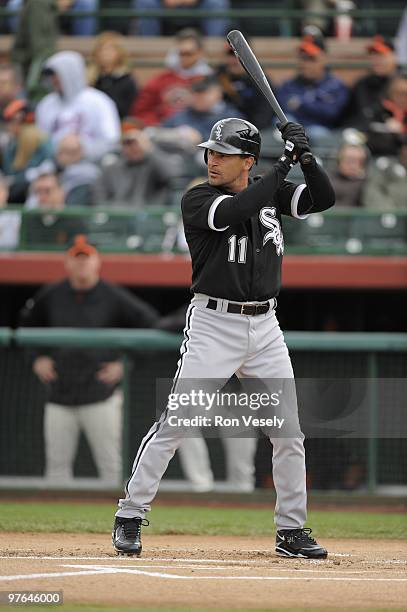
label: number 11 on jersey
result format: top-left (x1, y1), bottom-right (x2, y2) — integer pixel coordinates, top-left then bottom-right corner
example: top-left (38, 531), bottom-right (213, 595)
top-left (228, 235), bottom-right (248, 263)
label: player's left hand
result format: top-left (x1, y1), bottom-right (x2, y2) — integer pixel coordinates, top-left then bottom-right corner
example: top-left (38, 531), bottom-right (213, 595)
top-left (277, 121), bottom-right (311, 163)
top-left (96, 361), bottom-right (124, 386)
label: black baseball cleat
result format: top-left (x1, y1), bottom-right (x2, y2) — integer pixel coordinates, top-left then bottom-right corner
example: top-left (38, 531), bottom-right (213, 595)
top-left (275, 528), bottom-right (328, 559)
top-left (112, 517), bottom-right (149, 556)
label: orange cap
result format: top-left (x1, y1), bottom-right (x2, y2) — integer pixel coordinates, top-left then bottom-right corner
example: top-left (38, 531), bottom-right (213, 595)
top-left (67, 235), bottom-right (98, 257)
top-left (298, 34), bottom-right (326, 57)
top-left (3, 99), bottom-right (29, 121)
top-left (121, 118), bottom-right (145, 133)
top-left (367, 35), bottom-right (394, 55)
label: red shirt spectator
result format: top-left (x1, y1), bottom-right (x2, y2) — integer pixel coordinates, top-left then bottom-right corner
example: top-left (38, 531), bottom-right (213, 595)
top-left (131, 28), bottom-right (212, 126)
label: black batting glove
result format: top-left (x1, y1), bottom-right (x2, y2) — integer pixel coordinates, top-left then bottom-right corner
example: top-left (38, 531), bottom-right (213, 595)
top-left (277, 121), bottom-right (311, 165)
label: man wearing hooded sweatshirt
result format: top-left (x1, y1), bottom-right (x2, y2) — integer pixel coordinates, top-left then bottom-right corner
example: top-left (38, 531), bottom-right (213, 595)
top-left (36, 51), bottom-right (121, 162)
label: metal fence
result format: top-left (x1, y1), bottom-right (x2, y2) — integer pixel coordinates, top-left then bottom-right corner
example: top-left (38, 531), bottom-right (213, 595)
top-left (0, 328), bottom-right (406, 493)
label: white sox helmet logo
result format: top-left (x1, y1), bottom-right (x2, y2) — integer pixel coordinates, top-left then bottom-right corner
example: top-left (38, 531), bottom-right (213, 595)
top-left (259, 207), bottom-right (284, 255)
top-left (215, 123), bottom-right (224, 140)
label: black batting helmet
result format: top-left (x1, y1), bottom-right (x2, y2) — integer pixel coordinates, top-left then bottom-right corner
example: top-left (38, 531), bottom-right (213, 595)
top-left (197, 118), bottom-right (261, 163)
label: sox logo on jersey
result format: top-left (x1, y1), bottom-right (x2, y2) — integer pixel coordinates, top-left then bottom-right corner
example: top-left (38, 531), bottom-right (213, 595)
top-left (259, 207), bottom-right (284, 255)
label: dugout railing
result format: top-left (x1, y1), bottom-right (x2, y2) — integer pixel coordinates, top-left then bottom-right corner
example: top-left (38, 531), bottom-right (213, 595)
top-left (0, 328), bottom-right (406, 494)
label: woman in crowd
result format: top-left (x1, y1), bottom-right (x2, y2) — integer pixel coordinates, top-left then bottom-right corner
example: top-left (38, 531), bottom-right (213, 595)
top-left (88, 31), bottom-right (138, 119)
top-left (2, 99), bottom-right (53, 203)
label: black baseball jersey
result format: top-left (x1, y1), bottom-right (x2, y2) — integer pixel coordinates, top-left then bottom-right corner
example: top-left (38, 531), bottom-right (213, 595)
top-left (182, 162), bottom-right (335, 302)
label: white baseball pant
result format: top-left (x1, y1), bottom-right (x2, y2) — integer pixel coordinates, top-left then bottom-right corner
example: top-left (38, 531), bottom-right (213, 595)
top-left (117, 294), bottom-right (307, 530)
top-left (44, 390), bottom-right (123, 486)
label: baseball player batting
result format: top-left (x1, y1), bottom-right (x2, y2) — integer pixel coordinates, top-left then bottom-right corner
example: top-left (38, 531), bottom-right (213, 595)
top-left (112, 118), bottom-right (335, 559)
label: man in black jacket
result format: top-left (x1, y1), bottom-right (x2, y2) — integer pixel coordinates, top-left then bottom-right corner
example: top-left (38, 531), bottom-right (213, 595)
top-left (20, 235), bottom-right (158, 486)
top-left (341, 36), bottom-right (399, 131)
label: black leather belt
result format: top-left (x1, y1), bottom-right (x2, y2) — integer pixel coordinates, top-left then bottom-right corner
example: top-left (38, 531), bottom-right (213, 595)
top-left (206, 298), bottom-right (270, 316)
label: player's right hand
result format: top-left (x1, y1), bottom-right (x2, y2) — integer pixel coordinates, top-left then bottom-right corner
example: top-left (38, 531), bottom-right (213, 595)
top-left (33, 356), bottom-right (57, 384)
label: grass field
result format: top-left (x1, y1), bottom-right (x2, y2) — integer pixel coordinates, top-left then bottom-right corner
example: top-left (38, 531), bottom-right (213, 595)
top-left (0, 501), bottom-right (405, 538)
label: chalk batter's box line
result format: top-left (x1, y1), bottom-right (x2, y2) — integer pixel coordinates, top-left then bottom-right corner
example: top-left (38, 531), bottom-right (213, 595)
top-left (0, 561), bottom-right (406, 583)
top-left (0, 565), bottom-right (406, 582)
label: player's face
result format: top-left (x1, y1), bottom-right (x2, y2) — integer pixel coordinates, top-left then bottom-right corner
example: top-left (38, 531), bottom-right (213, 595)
top-left (207, 149), bottom-right (253, 192)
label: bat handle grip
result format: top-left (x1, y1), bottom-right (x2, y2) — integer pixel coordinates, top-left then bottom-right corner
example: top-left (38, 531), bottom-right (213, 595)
top-left (276, 120), bottom-right (288, 131)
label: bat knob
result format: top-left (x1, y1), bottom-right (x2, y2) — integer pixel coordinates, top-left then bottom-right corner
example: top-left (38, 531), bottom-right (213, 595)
top-left (299, 152), bottom-right (314, 165)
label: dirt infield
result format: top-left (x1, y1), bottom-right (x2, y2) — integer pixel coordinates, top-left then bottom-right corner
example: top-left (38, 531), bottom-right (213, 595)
top-left (0, 534), bottom-right (406, 609)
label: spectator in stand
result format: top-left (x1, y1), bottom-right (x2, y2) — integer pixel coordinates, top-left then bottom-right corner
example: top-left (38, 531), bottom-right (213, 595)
top-left (27, 170), bottom-right (66, 210)
top-left (0, 171), bottom-right (21, 249)
top-left (277, 34), bottom-right (349, 139)
top-left (24, 170), bottom-right (87, 247)
top-left (11, 0), bottom-right (59, 89)
top-left (92, 124), bottom-right (172, 208)
top-left (216, 42), bottom-right (274, 130)
top-left (88, 31), bottom-right (138, 119)
top-left (2, 99), bottom-right (53, 204)
top-left (20, 235), bottom-right (158, 485)
top-left (162, 75), bottom-right (243, 141)
top-left (0, 64), bottom-right (23, 160)
top-left (329, 142), bottom-right (368, 207)
top-left (0, 64), bottom-right (23, 117)
top-left (298, 1), bottom-right (337, 37)
top-left (341, 36), bottom-right (399, 132)
top-left (147, 76), bottom-right (240, 171)
top-left (362, 137), bottom-right (407, 210)
top-left (58, 0), bottom-right (99, 36)
top-left (131, 28), bottom-right (212, 126)
top-left (36, 51), bottom-right (121, 163)
top-left (131, 0), bottom-right (230, 37)
top-left (8, 0), bottom-right (99, 37)
top-left (366, 72), bottom-right (407, 157)
top-left (55, 134), bottom-right (101, 206)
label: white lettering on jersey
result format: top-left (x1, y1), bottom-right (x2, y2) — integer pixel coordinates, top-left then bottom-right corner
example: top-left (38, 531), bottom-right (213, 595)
top-left (259, 207), bottom-right (284, 255)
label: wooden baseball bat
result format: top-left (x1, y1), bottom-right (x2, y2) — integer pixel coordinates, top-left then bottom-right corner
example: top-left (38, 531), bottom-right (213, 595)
top-left (226, 30), bottom-right (313, 165)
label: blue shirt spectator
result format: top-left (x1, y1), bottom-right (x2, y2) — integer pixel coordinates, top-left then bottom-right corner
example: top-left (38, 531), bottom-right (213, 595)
top-left (131, 0), bottom-right (230, 37)
top-left (277, 35), bottom-right (349, 139)
top-left (162, 75), bottom-right (243, 141)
